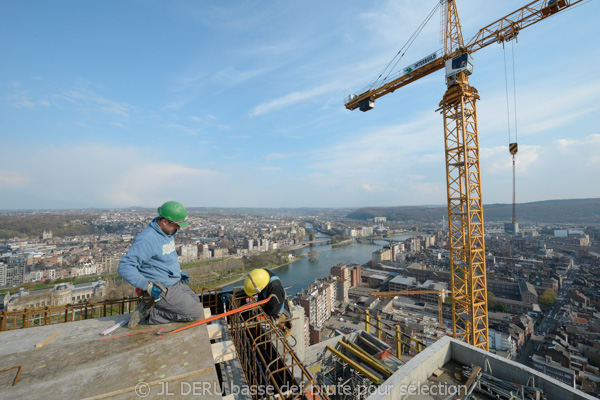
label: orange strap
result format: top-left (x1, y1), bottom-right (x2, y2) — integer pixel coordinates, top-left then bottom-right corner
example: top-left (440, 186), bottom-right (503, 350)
top-left (163, 294), bottom-right (275, 335)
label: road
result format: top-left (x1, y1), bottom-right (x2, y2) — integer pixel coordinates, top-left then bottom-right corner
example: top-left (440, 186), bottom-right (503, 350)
top-left (535, 267), bottom-right (576, 335)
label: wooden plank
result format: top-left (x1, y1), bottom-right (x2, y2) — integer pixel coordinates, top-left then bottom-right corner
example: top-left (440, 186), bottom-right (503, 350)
top-left (204, 308), bottom-right (212, 319)
top-left (35, 332), bottom-right (60, 348)
top-left (211, 341), bottom-right (236, 364)
top-left (458, 366), bottom-right (481, 400)
top-left (207, 324), bottom-right (222, 340)
top-left (432, 368), bottom-right (444, 377)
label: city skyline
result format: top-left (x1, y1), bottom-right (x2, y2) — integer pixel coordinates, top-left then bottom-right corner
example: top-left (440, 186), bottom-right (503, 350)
top-left (1, 0), bottom-right (599, 210)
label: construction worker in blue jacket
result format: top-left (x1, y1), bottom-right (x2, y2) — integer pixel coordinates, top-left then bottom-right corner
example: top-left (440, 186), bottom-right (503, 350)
top-left (118, 201), bottom-right (203, 328)
top-left (243, 268), bottom-right (292, 336)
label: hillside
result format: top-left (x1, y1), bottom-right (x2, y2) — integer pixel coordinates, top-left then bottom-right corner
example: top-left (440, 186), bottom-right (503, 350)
top-left (346, 198), bottom-right (600, 224)
top-left (0, 214), bottom-right (104, 239)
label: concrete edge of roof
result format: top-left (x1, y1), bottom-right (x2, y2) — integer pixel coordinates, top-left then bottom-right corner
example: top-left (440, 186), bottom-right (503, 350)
top-left (366, 336), bottom-right (596, 400)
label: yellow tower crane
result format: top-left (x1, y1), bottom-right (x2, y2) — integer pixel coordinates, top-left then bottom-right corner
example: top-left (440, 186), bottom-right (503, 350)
top-left (345, 0), bottom-right (584, 351)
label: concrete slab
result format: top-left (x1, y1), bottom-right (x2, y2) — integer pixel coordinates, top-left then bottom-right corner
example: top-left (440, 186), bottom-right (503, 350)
top-left (0, 313), bottom-right (223, 399)
top-left (365, 336), bottom-right (595, 400)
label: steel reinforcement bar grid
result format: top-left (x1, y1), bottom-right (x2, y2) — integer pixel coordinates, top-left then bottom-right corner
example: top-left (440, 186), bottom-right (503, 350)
top-left (228, 301), bottom-right (328, 400)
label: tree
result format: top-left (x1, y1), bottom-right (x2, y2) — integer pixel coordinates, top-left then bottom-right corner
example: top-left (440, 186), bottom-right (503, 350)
top-left (539, 289), bottom-right (557, 307)
top-left (493, 303), bottom-right (507, 312)
top-left (487, 291), bottom-right (498, 309)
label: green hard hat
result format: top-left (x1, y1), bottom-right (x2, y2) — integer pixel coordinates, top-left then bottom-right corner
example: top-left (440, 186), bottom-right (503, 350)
top-left (157, 201), bottom-right (189, 227)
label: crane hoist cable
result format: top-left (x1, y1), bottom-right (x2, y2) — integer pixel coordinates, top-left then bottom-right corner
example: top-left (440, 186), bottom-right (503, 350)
top-left (503, 39), bottom-right (520, 159)
top-left (511, 41), bottom-right (519, 145)
top-left (503, 41), bottom-right (518, 147)
top-left (502, 42), bottom-right (516, 148)
top-left (364, 1), bottom-right (441, 93)
top-left (503, 40), bottom-right (519, 226)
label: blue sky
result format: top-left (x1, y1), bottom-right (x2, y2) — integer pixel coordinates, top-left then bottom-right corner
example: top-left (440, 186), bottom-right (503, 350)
top-left (1, 0), bottom-right (599, 210)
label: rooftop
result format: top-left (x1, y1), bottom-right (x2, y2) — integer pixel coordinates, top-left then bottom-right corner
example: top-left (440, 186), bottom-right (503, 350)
top-left (302, 332), bottom-right (593, 400)
top-left (0, 312), bottom-right (228, 399)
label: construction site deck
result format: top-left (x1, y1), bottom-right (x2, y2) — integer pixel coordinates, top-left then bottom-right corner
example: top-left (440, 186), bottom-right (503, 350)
top-left (1, 295), bottom-right (596, 400)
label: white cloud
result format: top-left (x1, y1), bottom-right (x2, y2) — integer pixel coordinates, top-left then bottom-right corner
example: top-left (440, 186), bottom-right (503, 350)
top-left (9, 92), bottom-right (35, 108)
top-left (481, 145), bottom-right (541, 175)
top-left (164, 123), bottom-right (200, 136)
top-left (61, 88), bottom-right (131, 118)
top-left (0, 144), bottom-right (225, 209)
top-left (481, 134), bottom-right (600, 204)
top-left (109, 163), bottom-right (221, 206)
top-left (362, 184), bottom-right (384, 192)
top-left (556, 134), bottom-right (600, 149)
top-left (212, 66), bottom-right (271, 86)
top-left (0, 170), bottom-right (31, 188)
top-left (265, 153), bottom-right (294, 161)
top-left (250, 83), bottom-right (338, 116)
top-left (310, 112), bottom-right (441, 174)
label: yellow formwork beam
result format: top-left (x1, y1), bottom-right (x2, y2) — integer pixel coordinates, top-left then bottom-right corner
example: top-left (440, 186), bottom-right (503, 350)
top-left (326, 345), bottom-right (382, 385)
top-left (340, 340), bottom-right (394, 377)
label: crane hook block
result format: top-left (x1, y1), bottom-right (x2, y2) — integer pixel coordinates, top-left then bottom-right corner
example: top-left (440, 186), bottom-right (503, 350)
top-left (509, 143), bottom-right (518, 155)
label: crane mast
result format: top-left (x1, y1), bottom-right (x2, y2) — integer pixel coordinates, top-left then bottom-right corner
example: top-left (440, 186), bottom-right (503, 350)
top-left (440, 0), bottom-right (489, 350)
top-left (345, 0), bottom-right (586, 352)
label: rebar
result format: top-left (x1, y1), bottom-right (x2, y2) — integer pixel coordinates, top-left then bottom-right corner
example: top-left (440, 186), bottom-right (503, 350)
top-left (228, 298), bottom-right (327, 399)
top-left (0, 366), bottom-right (22, 386)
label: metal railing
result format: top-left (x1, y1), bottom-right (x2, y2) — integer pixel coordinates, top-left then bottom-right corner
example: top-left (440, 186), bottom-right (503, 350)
top-left (0, 297), bottom-right (140, 331)
top-left (0, 287), bottom-right (229, 332)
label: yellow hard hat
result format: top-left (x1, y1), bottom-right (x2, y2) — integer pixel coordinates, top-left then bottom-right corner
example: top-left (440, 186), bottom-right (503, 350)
top-left (244, 269), bottom-right (270, 296)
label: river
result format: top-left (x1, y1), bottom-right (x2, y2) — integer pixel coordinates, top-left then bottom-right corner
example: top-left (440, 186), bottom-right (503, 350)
top-left (224, 224), bottom-right (412, 296)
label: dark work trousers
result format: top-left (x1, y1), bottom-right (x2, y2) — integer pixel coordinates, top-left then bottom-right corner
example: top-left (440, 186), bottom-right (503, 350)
top-left (148, 282), bottom-right (203, 324)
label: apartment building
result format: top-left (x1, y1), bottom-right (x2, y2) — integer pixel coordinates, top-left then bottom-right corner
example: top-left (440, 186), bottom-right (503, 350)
top-left (0, 262), bottom-right (25, 286)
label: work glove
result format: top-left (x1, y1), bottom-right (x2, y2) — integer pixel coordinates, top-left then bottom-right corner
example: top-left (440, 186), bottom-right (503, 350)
top-left (221, 293), bottom-right (232, 303)
top-left (180, 271), bottom-right (190, 284)
top-left (146, 283), bottom-right (163, 300)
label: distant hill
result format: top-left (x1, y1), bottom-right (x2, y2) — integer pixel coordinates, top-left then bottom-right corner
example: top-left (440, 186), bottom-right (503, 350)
top-left (346, 198), bottom-right (600, 224)
top-left (187, 207), bottom-right (353, 218)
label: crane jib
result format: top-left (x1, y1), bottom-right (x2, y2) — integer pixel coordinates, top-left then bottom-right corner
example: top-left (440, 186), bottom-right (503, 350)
top-left (345, 54), bottom-right (443, 110)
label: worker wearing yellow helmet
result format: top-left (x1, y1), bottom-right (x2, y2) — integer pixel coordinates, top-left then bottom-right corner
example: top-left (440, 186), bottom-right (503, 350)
top-left (243, 268), bottom-right (290, 319)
